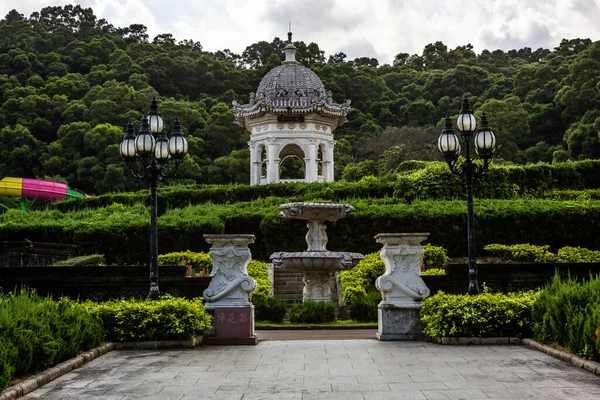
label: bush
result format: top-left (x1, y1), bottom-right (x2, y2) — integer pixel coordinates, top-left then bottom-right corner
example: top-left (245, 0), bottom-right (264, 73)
top-left (424, 244), bottom-right (450, 266)
top-left (252, 292), bottom-right (286, 323)
top-left (52, 254), bottom-right (106, 266)
top-left (158, 251), bottom-right (212, 275)
top-left (89, 297), bottom-right (211, 342)
top-left (557, 246), bottom-right (600, 263)
top-left (289, 301), bottom-right (336, 323)
top-left (247, 260), bottom-right (271, 296)
top-left (340, 253), bottom-right (385, 307)
top-left (422, 268), bottom-right (445, 276)
top-left (348, 291), bottom-right (380, 322)
top-left (0, 289), bottom-right (103, 391)
top-left (420, 290), bottom-right (539, 340)
top-left (483, 243), bottom-right (556, 262)
top-left (533, 274), bottom-right (600, 360)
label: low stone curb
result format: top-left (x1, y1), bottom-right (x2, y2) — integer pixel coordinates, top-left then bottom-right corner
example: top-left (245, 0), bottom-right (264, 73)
top-left (115, 336), bottom-right (203, 350)
top-left (438, 337), bottom-right (522, 345)
top-left (522, 338), bottom-right (600, 376)
top-left (0, 342), bottom-right (115, 400)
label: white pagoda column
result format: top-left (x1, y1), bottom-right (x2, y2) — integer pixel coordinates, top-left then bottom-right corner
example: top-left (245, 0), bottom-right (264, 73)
top-left (325, 142), bottom-right (335, 182)
top-left (249, 143), bottom-right (259, 185)
top-left (305, 142), bottom-right (318, 182)
top-left (266, 141), bottom-right (277, 184)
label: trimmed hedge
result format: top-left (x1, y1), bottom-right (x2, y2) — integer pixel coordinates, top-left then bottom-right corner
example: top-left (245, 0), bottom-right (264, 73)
top-left (0, 290), bottom-right (104, 391)
top-left (484, 243), bottom-right (600, 263)
top-left (52, 254), bottom-right (106, 267)
top-left (4, 198), bottom-right (600, 262)
top-left (483, 244), bottom-right (556, 262)
top-left (289, 301), bottom-right (336, 323)
top-left (89, 297), bottom-right (212, 342)
top-left (420, 290), bottom-right (539, 340)
top-left (48, 160), bottom-right (600, 213)
top-left (251, 292), bottom-right (286, 323)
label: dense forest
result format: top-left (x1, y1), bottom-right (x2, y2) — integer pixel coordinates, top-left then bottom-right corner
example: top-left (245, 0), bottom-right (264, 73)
top-left (0, 5), bottom-right (599, 195)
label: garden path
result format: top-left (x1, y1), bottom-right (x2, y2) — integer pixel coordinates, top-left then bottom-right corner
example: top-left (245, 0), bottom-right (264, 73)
top-left (22, 340), bottom-right (600, 400)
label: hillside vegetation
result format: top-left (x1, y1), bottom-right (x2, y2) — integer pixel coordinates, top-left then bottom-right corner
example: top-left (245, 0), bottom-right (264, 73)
top-left (1, 6), bottom-right (599, 195)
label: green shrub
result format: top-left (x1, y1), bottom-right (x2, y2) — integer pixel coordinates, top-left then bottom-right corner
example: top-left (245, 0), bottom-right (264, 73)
top-left (483, 243), bottom-right (556, 262)
top-left (340, 253), bottom-right (385, 307)
top-left (158, 251), bottom-right (212, 274)
top-left (52, 254), bottom-right (106, 266)
top-left (422, 268), bottom-right (445, 276)
top-left (420, 290), bottom-right (539, 340)
top-left (89, 297), bottom-right (212, 342)
top-left (424, 244), bottom-right (450, 266)
top-left (557, 246), bottom-right (600, 263)
top-left (533, 275), bottom-right (600, 360)
top-left (252, 292), bottom-right (286, 323)
top-left (348, 291), bottom-right (380, 322)
top-left (0, 290), bottom-right (103, 391)
top-left (247, 260), bottom-right (271, 296)
top-left (289, 301), bottom-right (336, 323)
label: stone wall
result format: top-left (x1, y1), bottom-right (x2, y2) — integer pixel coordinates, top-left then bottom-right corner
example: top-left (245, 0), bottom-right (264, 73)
top-left (0, 241), bottom-right (77, 267)
top-left (0, 265), bottom-right (210, 301)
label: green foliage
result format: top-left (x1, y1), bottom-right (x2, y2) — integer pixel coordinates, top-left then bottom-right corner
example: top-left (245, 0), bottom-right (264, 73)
top-left (6, 197), bottom-right (600, 263)
top-left (289, 301), bottom-right (336, 323)
top-left (52, 254), bottom-right (106, 266)
top-left (422, 268), bottom-right (445, 276)
top-left (557, 246), bottom-right (600, 263)
top-left (483, 243), bottom-right (556, 262)
top-left (247, 260), bottom-right (271, 296)
top-left (424, 244), bottom-right (450, 266)
top-left (348, 290), bottom-right (380, 322)
top-left (158, 251), bottom-right (212, 274)
top-left (533, 275), bottom-right (600, 360)
top-left (251, 292), bottom-right (286, 323)
top-left (89, 297), bottom-right (212, 341)
top-left (340, 253), bottom-right (385, 307)
top-left (0, 289), bottom-right (103, 391)
top-left (420, 290), bottom-right (540, 339)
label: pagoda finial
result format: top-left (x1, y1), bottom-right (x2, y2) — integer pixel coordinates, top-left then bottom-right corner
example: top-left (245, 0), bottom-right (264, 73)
top-left (288, 22), bottom-right (292, 43)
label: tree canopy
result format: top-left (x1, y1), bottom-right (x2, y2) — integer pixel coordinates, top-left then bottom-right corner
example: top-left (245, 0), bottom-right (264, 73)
top-left (0, 6), bottom-right (599, 193)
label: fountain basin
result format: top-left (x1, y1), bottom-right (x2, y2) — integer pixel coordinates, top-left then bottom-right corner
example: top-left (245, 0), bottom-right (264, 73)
top-left (279, 202), bottom-right (354, 222)
top-left (270, 251), bottom-right (364, 272)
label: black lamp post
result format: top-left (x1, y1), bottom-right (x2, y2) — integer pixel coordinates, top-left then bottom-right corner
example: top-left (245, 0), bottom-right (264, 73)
top-left (119, 96), bottom-right (189, 299)
top-left (438, 94), bottom-right (496, 294)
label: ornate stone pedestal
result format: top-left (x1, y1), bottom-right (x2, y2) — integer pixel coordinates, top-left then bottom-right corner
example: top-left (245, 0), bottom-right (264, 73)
top-left (375, 233), bottom-right (431, 341)
top-left (203, 234), bottom-right (258, 345)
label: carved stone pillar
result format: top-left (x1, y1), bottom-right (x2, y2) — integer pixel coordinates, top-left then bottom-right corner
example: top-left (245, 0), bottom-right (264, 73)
top-left (203, 234), bottom-right (258, 345)
top-left (266, 141), bottom-right (278, 183)
top-left (375, 233), bottom-right (431, 341)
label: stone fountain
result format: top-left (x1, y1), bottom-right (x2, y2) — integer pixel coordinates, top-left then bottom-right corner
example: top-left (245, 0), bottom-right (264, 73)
top-left (270, 202), bottom-right (364, 302)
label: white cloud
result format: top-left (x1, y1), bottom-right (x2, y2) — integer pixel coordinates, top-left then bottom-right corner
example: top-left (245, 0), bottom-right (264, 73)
top-left (2, 0), bottom-right (600, 63)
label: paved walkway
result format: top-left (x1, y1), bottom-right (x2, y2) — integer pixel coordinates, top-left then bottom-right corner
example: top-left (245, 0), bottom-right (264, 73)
top-left (257, 329), bottom-right (377, 341)
top-left (23, 340), bottom-right (600, 400)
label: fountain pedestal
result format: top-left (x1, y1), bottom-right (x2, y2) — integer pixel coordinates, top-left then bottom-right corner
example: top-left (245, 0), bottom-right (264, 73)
top-left (203, 234), bottom-right (258, 345)
top-left (375, 233), bottom-right (431, 341)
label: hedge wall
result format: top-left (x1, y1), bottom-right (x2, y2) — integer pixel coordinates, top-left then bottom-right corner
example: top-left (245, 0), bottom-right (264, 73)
top-left (48, 160), bottom-right (600, 212)
top-left (2, 197), bottom-right (600, 263)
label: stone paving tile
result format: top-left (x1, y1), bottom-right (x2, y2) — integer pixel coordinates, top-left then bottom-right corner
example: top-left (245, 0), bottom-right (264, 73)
top-left (15, 340), bottom-right (600, 400)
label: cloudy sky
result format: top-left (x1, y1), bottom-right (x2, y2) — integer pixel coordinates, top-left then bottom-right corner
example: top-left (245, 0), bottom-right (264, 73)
top-left (2, 0), bottom-right (600, 64)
